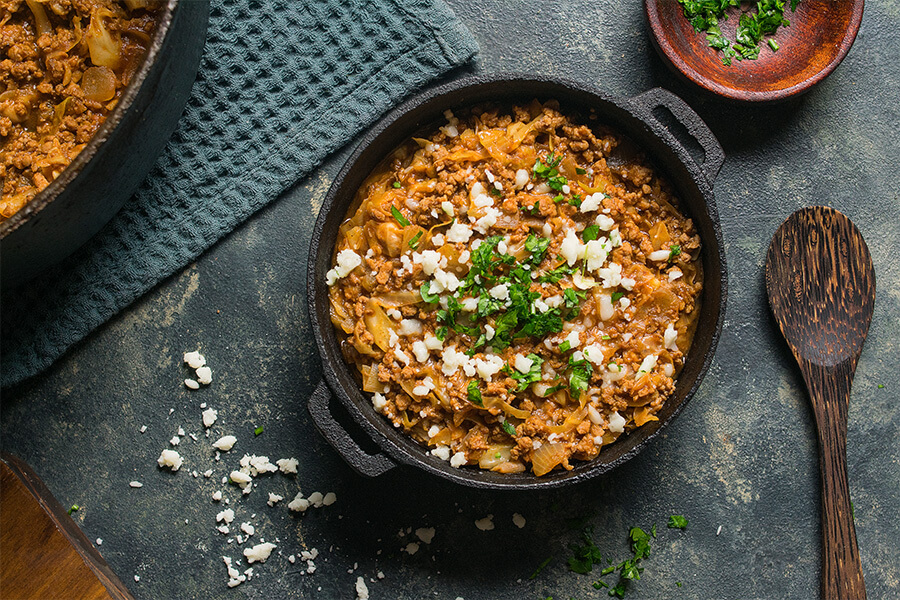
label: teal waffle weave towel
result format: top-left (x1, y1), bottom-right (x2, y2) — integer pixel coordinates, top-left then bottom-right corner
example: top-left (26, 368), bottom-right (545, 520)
top-left (0, 0), bottom-right (477, 388)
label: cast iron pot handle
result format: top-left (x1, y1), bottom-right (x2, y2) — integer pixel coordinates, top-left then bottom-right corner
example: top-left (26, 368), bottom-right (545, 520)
top-left (630, 87), bottom-right (725, 188)
top-left (307, 381), bottom-right (397, 478)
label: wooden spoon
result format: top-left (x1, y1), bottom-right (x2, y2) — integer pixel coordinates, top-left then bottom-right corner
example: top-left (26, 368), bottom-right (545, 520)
top-left (765, 206), bottom-right (874, 600)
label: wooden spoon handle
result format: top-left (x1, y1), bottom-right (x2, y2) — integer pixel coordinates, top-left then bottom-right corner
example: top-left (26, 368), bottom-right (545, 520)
top-left (803, 361), bottom-right (866, 600)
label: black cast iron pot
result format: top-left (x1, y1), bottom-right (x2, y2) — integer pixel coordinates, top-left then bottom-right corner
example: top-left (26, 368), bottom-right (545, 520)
top-left (307, 74), bottom-right (727, 490)
top-left (0, 0), bottom-right (209, 288)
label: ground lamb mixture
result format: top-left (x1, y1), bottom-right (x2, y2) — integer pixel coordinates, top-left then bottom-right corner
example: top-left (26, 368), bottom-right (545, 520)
top-left (327, 100), bottom-right (702, 476)
top-left (0, 0), bottom-right (159, 220)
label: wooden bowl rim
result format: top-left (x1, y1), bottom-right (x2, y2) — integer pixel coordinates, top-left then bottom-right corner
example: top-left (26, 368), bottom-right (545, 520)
top-left (645, 0), bottom-right (865, 103)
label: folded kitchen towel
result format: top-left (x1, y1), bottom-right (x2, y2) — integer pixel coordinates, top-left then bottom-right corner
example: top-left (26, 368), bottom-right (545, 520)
top-left (0, 0), bottom-right (478, 388)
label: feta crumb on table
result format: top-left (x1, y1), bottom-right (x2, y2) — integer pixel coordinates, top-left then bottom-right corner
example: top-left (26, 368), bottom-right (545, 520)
top-left (157, 449), bottom-right (183, 471)
top-left (243, 542), bottom-right (276, 564)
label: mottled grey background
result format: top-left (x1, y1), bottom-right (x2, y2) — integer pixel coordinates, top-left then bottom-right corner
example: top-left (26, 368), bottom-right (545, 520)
top-left (2, 2), bottom-right (899, 599)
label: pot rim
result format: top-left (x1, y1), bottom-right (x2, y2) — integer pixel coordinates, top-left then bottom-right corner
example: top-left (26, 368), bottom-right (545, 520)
top-left (308, 73), bottom-right (727, 489)
top-left (0, 0), bottom-right (181, 238)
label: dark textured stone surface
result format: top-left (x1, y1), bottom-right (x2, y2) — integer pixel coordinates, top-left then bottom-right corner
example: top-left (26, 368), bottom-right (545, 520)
top-left (2, 2), bottom-right (898, 599)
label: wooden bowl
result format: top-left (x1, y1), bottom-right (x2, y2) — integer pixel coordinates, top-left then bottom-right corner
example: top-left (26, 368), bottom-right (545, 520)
top-left (645, 0), bottom-right (864, 103)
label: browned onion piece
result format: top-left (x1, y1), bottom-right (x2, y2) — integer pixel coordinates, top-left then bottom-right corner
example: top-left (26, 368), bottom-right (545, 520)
top-left (81, 66), bottom-right (117, 102)
top-left (531, 442), bottom-right (567, 476)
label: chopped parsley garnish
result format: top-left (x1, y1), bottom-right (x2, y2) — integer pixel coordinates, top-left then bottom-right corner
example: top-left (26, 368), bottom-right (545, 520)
top-left (567, 195), bottom-right (582, 208)
top-left (553, 194), bottom-right (565, 204)
top-left (254, 426), bottom-right (264, 436)
top-left (408, 230), bottom-right (423, 249)
top-left (467, 380), bottom-right (483, 407)
top-left (501, 420), bottom-right (517, 436)
top-left (567, 528), bottom-right (604, 574)
top-left (392, 181), bottom-right (402, 188)
top-left (575, 167), bottom-right (587, 175)
top-left (668, 244), bottom-right (682, 262)
top-left (420, 281), bottom-right (439, 304)
top-left (506, 354), bottom-right (544, 391)
top-left (567, 355), bottom-right (593, 399)
top-left (582, 224), bottom-right (600, 242)
top-left (390, 205), bottom-right (410, 227)
top-left (524, 234), bottom-right (550, 264)
top-left (435, 326), bottom-right (448, 341)
top-left (530, 556), bottom-right (553, 579)
top-left (68, 504), bottom-right (80, 515)
top-left (601, 334), bottom-right (611, 340)
top-left (533, 153), bottom-right (563, 179)
top-left (538, 263), bottom-right (576, 284)
top-left (678, 0), bottom-right (801, 66)
top-left (559, 340), bottom-right (571, 352)
top-left (667, 515), bottom-right (688, 530)
top-left (611, 291), bottom-right (625, 303)
top-left (490, 186), bottom-right (502, 197)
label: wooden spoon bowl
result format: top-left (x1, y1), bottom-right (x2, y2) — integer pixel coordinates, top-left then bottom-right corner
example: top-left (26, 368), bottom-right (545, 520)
top-left (645, 0), bottom-right (864, 103)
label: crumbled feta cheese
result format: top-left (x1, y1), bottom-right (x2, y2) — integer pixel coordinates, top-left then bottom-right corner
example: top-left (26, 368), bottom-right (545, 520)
top-left (403, 542), bottom-right (420, 555)
top-left (565, 330), bottom-right (581, 349)
top-left (664, 324), bottom-right (678, 350)
top-left (223, 556), bottom-right (246, 588)
top-left (514, 354), bottom-right (534, 374)
top-left (489, 283), bottom-right (509, 300)
top-left (356, 576), bottom-right (370, 600)
top-left (288, 492), bottom-right (310, 512)
top-left (412, 250), bottom-right (443, 276)
top-left (202, 408), bottom-right (218, 428)
top-left (430, 268), bottom-right (461, 293)
top-left (229, 471), bottom-right (252, 486)
top-left (372, 392), bottom-right (388, 412)
top-left (430, 445), bottom-right (451, 461)
top-left (129, 481), bottom-right (143, 488)
top-left (423, 335), bottom-right (443, 351)
top-left (580, 192), bottom-right (605, 213)
top-left (474, 354), bottom-right (504, 381)
top-left (446, 222), bottom-right (473, 243)
top-left (512, 513), bottom-right (526, 528)
top-left (636, 354), bottom-right (658, 377)
top-left (584, 238), bottom-right (610, 271)
top-left (475, 515), bottom-right (495, 531)
top-left (217, 508), bottom-right (235, 524)
top-left (276, 458), bottom-right (299, 474)
top-left (449, 452), bottom-right (467, 468)
top-left (243, 542), bottom-right (276, 564)
top-left (460, 296), bottom-right (478, 312)
top-left (415, 527), bottom-right (436, 544)
top-left (157, 449), bottom-right (183, 471)
top-left (170, 435), bottom-right (180, 446)
top-left (597, 262), bottom-right (623, 288)
top-left (185, 379), bottom-right (200, 390)
top-left (609, 228), bottom-right (622, 247)
top-left (184, 351), bottom-right (206, 369)
top-left (474, 206), bottom-right (499, 233)
top-left (308, 492), bottom-right (325, 507)
top-left (620, 277), bottom-right (636, 291)
top-left (322, 492), bottom-right (337, 506)
top-left (240, 522), bottom-right (255, 536)
top-left (559, 228), bottom-right (585, 266)
top-left (514, 168), bottom-right (530, 190)
top-left (326, 249), bottom-right (362, 285)
top-left (595, 214), bottom-right (615, 231)
top-left (608, 411), bottom-right (626, 433)
top-left (393, 348), bottom-right (411, 366)
top-left (398, 319), bottom-right (423, 336)
top-left (213, 435), bottom-right (237, 451)
top-left (648, 249), bottom-right (671, 262)
top-left (441, 346), bottom-right (470, 376)
top-left (583, 343), bottom-right (605, 365)
top-left (213, 491), bottom-right (223, 502)
top-left (195, 366), bottom-right (212, 385)
top-left (267, 493), bottom-right (283, 506)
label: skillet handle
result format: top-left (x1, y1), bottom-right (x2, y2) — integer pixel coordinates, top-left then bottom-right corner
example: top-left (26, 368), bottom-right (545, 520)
top-left (307, 380), bottom-right (397, 478)
top-left (630, 87), bottom-right (725, 188)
